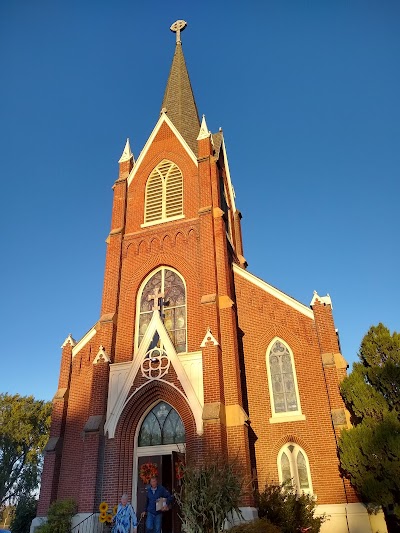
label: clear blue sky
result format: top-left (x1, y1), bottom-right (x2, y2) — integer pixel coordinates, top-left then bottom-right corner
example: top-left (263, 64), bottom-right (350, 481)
top-left (1, 1), bottom-right (399, 402)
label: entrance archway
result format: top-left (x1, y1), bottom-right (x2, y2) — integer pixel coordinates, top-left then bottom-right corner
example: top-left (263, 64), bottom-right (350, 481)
top-left (134, 402), bottom-right (185, 533)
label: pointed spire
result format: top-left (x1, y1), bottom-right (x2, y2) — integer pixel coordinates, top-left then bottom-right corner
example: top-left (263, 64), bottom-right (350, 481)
top-left (118, 138), bottom-right (134, 163)
top-left (161, 21), bottom-right (200, 155)
top-left (197, 115), bottom-right (211, 140)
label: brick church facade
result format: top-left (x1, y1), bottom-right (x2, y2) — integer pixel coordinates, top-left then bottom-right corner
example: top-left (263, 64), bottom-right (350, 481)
top-left (35, 21), bottom-right (386, 533)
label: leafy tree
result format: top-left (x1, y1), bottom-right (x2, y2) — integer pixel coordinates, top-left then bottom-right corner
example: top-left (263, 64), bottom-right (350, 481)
top-left (0, 393), bottom-right (52, 506)
top-left (10, 496), bottom-right (37, 533)
top-left (256, 480), bottom-right (325, 533)
top-left (0, 503), bottom-right (14, 529)
top-left (339, 323), bottom-right (400, 531)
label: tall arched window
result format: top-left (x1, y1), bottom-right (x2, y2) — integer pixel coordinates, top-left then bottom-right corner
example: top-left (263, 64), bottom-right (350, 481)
top-left (144, 160), bottom-right (184, 225)
top-left (138, 402), bottom-right (185, 446)
top-left (137, 267), bottom-right (187, 353)
top-left (266, 339), bottom-right (303, 420)
top-left (278, 443), bottom-right (312, 494)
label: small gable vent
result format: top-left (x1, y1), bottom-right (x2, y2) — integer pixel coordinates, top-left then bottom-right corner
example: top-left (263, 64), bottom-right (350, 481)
top-left (144, 160), bottom-right (183, 224)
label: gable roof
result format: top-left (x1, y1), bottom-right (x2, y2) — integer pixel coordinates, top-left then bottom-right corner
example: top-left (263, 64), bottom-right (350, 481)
top-left (233, 264), bottom-right (314, 319)
top-left (127, 112), bottom-right (198, 188)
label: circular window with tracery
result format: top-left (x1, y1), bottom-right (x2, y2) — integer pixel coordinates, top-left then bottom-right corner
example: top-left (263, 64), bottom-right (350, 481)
top-left (141, 347), bottom-right (170, 380)
top-left (138, 402), bottom-right (186, 447)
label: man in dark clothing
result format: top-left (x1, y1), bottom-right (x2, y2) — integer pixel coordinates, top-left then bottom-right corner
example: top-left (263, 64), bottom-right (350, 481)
top-left (141, 476), bottom-right (173, 533)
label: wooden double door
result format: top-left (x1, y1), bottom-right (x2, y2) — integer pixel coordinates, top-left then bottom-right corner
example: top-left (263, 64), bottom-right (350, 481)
top-left (136, 452), bottom-right (184, 533)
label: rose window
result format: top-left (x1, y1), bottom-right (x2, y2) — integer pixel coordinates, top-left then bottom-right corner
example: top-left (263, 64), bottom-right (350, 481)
top-left (141, 347), bottom-right (170, 380)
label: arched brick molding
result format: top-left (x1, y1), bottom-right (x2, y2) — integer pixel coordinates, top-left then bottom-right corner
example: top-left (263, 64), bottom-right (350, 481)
top-left (102, 380), bottom-right (202, 507)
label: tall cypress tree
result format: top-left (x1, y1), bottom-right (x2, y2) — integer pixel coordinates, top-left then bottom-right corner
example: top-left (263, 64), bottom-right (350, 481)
top-left (339, 323), bottom-right (400, 532)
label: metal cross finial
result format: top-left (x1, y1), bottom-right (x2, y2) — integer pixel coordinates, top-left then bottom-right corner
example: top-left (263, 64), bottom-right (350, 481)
top-left (148, 287), bottom-right (165, 312)
top-left (170, 20), bottom-right (187, 44)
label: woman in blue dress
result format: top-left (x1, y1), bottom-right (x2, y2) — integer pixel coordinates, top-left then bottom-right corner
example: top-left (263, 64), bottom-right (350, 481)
top-left (113, 493), bottom-right (138, 533)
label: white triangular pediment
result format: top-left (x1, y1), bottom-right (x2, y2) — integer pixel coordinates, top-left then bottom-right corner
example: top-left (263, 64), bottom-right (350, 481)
top-left (200, 327), bottom-right (219, 348)
top-left (104, 311), bottom-right (203, 438)
top-left (127, 113), bottom-right (198, 188)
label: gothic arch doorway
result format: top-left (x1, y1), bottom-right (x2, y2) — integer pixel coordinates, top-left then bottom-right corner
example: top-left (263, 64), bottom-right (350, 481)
top-left (134, 401), bottom-right (185, 533)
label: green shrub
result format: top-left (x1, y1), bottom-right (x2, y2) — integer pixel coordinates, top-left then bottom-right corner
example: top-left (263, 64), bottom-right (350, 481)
top-left (256, 481), bottom-right (326, 533)
top-left (174, 459), bottom-right (243, 533)
top-left (35, 498), bottom-right (77, 533)
top-left (230, 517), bottom-right (281, 532)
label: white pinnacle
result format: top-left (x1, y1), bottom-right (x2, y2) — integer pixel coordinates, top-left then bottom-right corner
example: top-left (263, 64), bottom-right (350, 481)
top-left (118, 138), bottom-right (134, 163)
top-left (196, 114), bottom-right (211, 140)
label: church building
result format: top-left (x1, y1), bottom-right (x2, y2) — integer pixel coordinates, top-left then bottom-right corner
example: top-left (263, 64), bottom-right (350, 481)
top-left (34, 21), bottom-right (386, 533)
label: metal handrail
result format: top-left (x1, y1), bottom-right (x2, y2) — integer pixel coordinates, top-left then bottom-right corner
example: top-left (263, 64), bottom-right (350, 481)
top-left (70, 513), bottom-right (97, 531)
top-left (70, 512), bottom-right (107, 533)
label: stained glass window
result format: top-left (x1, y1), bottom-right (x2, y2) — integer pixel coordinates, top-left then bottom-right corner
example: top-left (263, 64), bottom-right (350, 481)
top-left (278, 444), bottom-right (311, 494)
top-left (137, 268), bottom-right (187, 353)
top-left (281, 452), bottom-right (291, 482)
top-left (138, 402), bottom-right (186, 447)
top-left (269, 340), bottom-right (298, 413)
top-left (297, 451), bottom-right (310, 489)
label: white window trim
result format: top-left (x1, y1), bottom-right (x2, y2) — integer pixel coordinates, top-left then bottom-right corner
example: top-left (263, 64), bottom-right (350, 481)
top-left (141, 213), bottom-right (185, 228)
top-left (135, 266), bottom-right (188, 353)
top-left (277, 443), bottom-right (313, 495)
top-left (143, 159), bottom-right (184, 226)
top-left (266, 337), bottom-right (304, 422)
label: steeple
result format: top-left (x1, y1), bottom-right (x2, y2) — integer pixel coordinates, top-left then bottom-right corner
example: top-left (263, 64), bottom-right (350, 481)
top-left (161, 20), bottom-right (200, 155)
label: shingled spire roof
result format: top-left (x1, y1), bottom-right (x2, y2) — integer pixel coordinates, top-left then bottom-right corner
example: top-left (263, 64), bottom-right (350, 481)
top-left (161, 22), bottom-right (200, 155)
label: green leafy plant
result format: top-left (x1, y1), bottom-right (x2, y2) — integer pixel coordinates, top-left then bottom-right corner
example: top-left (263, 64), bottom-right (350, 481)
top-left (256, 480), bottom-right (326, 533)
top-left (174, 459), bottom-right (243, 533)
top-left (35, 498), bottom-right (77, 533)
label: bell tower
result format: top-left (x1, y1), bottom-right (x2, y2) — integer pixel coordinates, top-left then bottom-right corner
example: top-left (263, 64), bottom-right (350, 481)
top-left (98, 18), bottom-right (253, 513)
top-left (38, 20), bottom-right (256, 527)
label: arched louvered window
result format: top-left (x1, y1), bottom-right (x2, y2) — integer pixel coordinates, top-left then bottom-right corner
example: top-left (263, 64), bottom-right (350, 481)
top-left (137, 267), bottom-right (187, 353)
top-left (138, 402), bottom-right (186, 446)
top-left (278, 443), bottom-right (312, 494)
top-left (266, 338), bottom-right (303, 420)
top-left (144, 160), bottom-right (183, 225)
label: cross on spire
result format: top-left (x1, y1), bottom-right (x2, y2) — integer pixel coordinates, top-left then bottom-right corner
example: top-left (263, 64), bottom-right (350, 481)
top-left (148, 287), bottom-right (165, 312)
top-left (170, 19), bottom-right (187, 44)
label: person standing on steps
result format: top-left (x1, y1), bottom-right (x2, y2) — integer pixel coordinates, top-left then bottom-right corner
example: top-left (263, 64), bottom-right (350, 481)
top-left (114, 493), bottom-right (138, 533)
top-left (141, 476), bottom-right (173, 533)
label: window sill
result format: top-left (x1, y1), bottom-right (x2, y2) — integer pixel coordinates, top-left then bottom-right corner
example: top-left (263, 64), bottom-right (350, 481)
top-left (269, 414), bottom-right (306, 424)
top-left (141, 214), bottom-right (185, 228)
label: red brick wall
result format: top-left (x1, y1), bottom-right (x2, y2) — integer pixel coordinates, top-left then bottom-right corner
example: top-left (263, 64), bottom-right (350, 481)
top-left (234, 274), bottom-right (349, 504)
